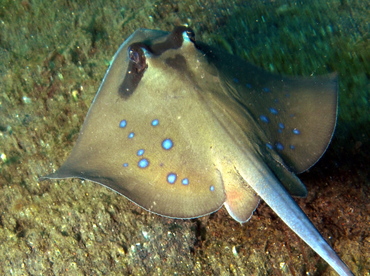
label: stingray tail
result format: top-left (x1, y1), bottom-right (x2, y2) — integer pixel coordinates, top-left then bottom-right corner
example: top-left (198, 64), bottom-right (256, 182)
top-left (238, 158), bottom-right (354, 276)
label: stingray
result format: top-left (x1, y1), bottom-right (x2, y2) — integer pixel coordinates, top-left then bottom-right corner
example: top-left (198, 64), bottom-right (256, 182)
top-left (41, 26), bottom-right (354, 275)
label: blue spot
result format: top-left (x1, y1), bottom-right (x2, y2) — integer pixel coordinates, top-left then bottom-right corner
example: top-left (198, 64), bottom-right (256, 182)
top-left (123, 163), bottom-right (128, 167)
top-left (266, 143), bottom-right (273, 150)
top-left (151, 119), bottom-right (159, 126)
top-left (137, 149), bottom-right (145, 156)
top-left (278, 123), bottom-right (285, 129)
top-left (262, 87), bottom-right (270, 92)
top-left (233, 78), bottom-right (239, 83)
top-left (292, 128), bottom-right (301, 135)
top-left (275, 142), bottom-right (284, 150)
top-left (138, 158), bottom-right (149, 168)
top-left (128, 132), bottom-right (135, 139)
top-left (246, 83), bottom-right (252, 89)
top-left (210, 185), bottom-right (215, 192)
top-left (278, 129), bottom-right (283, 133)
top-left (259, 115), bottom-right (270, 123)
top-left (290, 145), bottom-right (295, 150)
top-left (285, 93), bottom-right (290, 98)
top-left (119, 120), bottom-right (127, 128)
top-left (167, 173), bottom-right (177, 184)
top-left (269, 107), bottom-right (278, 115)
top-left (182, 178), bottom-right (189, 185)
top-left (274, 98), bottom-right (279, 103)
top-left (162, 139), bottom-right (173, 150)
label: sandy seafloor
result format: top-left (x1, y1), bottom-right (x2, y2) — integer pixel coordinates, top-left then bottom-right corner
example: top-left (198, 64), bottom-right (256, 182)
top-left (0, 0), bottom-right (369, 275)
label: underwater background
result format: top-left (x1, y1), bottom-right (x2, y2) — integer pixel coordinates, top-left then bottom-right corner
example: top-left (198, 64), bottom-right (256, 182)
top-left (0, 0), bottom-right (369, 275)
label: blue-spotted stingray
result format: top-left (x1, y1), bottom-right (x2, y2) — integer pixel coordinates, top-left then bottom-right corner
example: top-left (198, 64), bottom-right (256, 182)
top-left (41, 27), bottom-right (354, 275)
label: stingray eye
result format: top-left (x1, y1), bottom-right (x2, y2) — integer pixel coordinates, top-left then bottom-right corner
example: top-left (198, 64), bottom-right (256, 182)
top-left (129, 48), bottom-right (140, 64)
top-left (184, 28), bottom-right (195, 42)
top-left (128, 44), bottom-right (147, 72)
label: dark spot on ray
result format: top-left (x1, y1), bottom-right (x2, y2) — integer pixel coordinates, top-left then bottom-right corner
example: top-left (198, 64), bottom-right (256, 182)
top-left (165, 54), bottom-right (187, 71)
